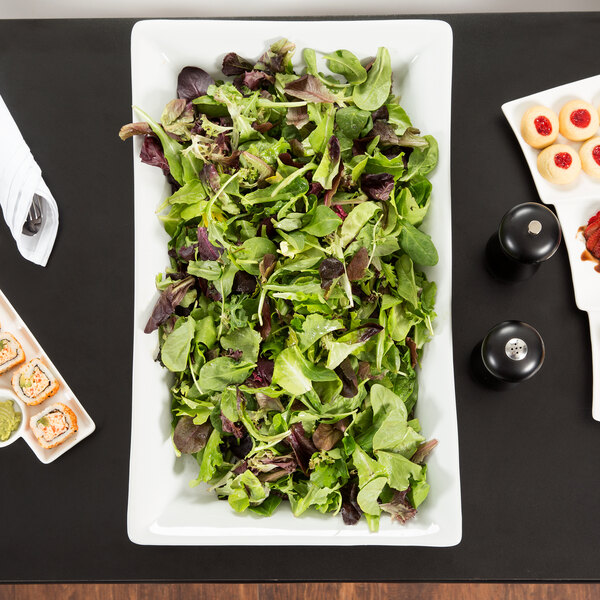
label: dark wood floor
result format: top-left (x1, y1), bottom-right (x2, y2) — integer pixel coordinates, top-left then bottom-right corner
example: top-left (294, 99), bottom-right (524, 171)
top-left (1, 584), bottom-right (599, 599)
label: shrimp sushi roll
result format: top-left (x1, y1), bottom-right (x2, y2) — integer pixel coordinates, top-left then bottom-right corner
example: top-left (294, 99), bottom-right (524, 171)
top-left (0, 333), bottom-right (25, 374)
top-left (30, 403), bottom-right (78, 449)
top-left (12, 358), bottom-right (59, 406)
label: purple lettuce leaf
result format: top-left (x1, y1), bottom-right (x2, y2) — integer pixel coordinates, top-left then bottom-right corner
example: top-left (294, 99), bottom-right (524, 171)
top-left (287, 423), bottom-right (317, 475)
top-left (319, 257), bottom-right (344, 290)
top-left (140, 135), bottom-right (170, 175)
top-left (119, 121), bottom-right (152, 140)
top-left (312, 423), bottom-right (343, 452)
top-left (286, 105), bottom-right (309, 129)
top-left (144, 276), bottom-right (195, 333)
top-left (177, 66), bottom-right (214, 101)
top-left (340, 482), bottom-right (362, 525)
top-left (173, 417), bottom-right (212, 454)
top-left (406, 336), bottom-right (418, 368)
top-left (242, 70), bottom-right (274, 90)
top-left (411, 439), bottom-right (438, 465)
top-left (200, 164), bottom-right (221, 193)
top-left (347, 247), bottom-right (369, 282)
top-left (334, 358), bottom-right (358, 398)
top-left (245, 358), bottom-right (274, 388)
top-left (380, 489), bottom-right (417, 524)
top-left (232, 271), bottom-right (257, 294)
top-left (284, 75), bottom-right (337, 103)
top-left (197, 226), bottom-right (223, 261)
top-left (258, 298), bottom-right (272, 340)
top-left (220, 413), bottom-right (244, 439)
top-left (222, 52), bottom-right (254, 76)
top-left (360, 172), bottom-right (395, 201)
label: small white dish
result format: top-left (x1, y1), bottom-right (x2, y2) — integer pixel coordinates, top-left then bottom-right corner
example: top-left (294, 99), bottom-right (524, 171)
top-left (502, 76), bottom-right (600, 420)
top-left (0, 389), bottom-right (25, 448)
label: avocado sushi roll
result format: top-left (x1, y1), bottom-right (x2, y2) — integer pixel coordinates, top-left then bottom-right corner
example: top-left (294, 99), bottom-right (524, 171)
top-left (30, 403), bottom-right (78, 449)
top-left (0, 333), bottom-right (25, 375)
top-left (12, 358), bottom-right (59, 406)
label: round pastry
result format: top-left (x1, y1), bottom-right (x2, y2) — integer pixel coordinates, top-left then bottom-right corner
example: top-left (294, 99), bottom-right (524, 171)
top-left (579, 136), bottom-right (600, 178)
top-left (559, 99), bottom-right (599, 141)
top-left (537, 144), bottom-right (581, 185)
top-left (520, 105), bottom-right (559, 148)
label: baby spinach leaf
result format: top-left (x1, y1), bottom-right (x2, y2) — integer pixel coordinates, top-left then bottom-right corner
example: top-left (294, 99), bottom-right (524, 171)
top-left (302, 205), bottom-right (342, 237)
top-left (220, 327), bottom-right (262, 363)
top-left (187, 260), bottom-right (221, 280)
top-left (298, 314), bottom-right (344, 351)
top-left (199, 357), bottom-right (256, 392)
top-left (323, 49), bottom-right (367, 84)
top-left (161, 317), bottom-right (195, 372)
top-left (353, 47), bottom-right (392, 111)
top-left (399, 221), bottom-right (439, 266)
top-left (357, 476), bottom-right (387, 516)
top-left (335, 107), bottom-right (371, 140)
top-left (340, 202), bottom-right (380, 246)
top-left (395, 254), bottom-right (418, 306)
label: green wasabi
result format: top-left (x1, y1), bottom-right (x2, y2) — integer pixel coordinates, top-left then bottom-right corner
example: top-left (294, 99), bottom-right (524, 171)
top-left (0, 399), bottom-right (21, 441)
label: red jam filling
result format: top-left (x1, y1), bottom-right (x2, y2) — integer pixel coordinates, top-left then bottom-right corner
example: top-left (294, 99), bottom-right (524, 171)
top-left (570, 109), bottom-right (591, 128)
top-left (534, 116), bottom-right (552, 136)
top-left (554, 152), bottom-right (572, 169)
top-left (592, 145), bottom-right (600, 167)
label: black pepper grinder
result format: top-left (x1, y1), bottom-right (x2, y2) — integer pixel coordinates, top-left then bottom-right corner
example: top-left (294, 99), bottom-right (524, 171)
top-left (471, 320), bottom-right (545, 389)
top-left (485, 203), bottom-right (562, 281)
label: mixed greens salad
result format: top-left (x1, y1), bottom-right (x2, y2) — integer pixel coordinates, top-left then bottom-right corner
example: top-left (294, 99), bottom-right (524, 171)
top-left (121, 39), bottom-right (440, 531)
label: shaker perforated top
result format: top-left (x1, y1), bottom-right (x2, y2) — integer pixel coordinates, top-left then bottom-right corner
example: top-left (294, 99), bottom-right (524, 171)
top-left (480, 320), bottom-right (545, 383)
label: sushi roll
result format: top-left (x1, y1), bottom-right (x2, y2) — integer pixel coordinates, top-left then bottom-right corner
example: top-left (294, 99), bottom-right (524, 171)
top-left (30, 403), bottom-right (78, 449)
top-left (0, 332), bottom-right (25, 375)
top-left (12, 358), bottom-right (59, 406)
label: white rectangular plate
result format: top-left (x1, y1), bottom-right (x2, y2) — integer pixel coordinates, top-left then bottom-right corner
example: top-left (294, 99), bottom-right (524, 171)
top-left (502, 78), bottom-right (600, 421)
top-left (0, 289), bottom-right (95, 463)
top-left (128, 19), bottom-right (461, 546)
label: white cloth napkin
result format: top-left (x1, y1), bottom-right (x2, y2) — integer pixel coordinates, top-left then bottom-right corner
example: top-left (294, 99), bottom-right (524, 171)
top-left (0, 93), bottom-right (59, 267)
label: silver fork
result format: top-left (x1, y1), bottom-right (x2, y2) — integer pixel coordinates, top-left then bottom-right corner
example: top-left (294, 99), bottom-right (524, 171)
top-left (22, 194), bottom-right (43, 236)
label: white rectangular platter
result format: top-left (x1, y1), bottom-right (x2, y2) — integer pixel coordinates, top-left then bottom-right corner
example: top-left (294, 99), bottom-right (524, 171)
top-left (0, 289), bottom-right (95, 463)
top-left (128, 18), bottom-right (461, 546)
top-left (502, 77), bottom-right (600, 420)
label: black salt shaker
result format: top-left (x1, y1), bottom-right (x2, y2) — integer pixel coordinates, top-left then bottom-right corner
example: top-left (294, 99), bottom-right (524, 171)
top-left (472, 320), bottom-right (545, 388)
top-left (485, 203), bottom-right (561, 281)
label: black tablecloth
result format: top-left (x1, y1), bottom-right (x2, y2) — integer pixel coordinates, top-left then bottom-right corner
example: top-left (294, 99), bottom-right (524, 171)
top-left (1, 14), bottom-right (599, 582)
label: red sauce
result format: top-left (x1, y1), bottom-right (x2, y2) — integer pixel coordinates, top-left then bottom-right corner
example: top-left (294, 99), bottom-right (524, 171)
top-left (592, 146), bottom-right (600, 167)
top-left (570, 109), bottom-right (591, 128)
top-left (534, 116), bottom-right (552, 136)
top-left (554, 152), bottom-right (572, 169)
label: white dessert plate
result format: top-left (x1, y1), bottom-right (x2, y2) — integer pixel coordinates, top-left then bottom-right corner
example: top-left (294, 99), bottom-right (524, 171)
top-left (0, 288), bottom-right (95, 462)
top-left (128, 19), bottom-right (461, 546)
top-left (502, 76), bottom-right (600, 419)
